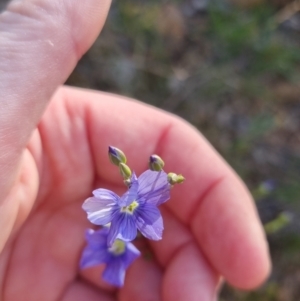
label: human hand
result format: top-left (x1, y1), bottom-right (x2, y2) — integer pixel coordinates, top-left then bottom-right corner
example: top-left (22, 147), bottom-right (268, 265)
top-left (0, 0), bottom-right (271, 300)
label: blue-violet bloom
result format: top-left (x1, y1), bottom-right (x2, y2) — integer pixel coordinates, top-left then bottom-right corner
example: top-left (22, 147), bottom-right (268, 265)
top-left (80, 228), bottom-right (140, 287)
top-left (82, 170), bottom-right (170, 246)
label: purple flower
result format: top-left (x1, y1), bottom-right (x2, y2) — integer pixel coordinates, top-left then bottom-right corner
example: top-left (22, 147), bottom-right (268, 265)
top-left (80, 228), bottom-right (140, 287)
top-left (82, 170), bottom-right (170, 246)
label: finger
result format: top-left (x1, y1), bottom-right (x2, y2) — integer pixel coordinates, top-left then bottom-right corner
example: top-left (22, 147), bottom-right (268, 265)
top-left (0, 0), bottom-right (111, 200)
top-left (61, 280), bottom-right (115, 301)
top-left (191, 176), bottom-right (271, 289)
top-left (3, 201), bottom-right (90, 301)
top-left (50, 86), bottom-right (270, 289)
top-left (118, 255), bottom-right (163, 301)
top-left (136, 189), bottom-right (222, 301)
top-left (148, 206), bottom-right (193, 267)
top-left (149, 207), bottom-right (219, 301)
top-left (163, 243), bottom-right (219, 301)
top-left (0, 148), bottom-right (39, 251)
top-left (80, 264), bottom-right (118, 293)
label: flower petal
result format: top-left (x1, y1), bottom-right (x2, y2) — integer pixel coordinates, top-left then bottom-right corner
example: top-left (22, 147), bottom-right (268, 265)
top-left (137, 170), bottom-right (170, 205)
top-left (80, 246), bottom-right (111, 269)
top-left (92, 188), bottom-right (120, 201)
top-left (85, 228), bottom-right (108, 247)
top-left (137, 203), bottom-right (161, 224)
top-left (107, 213), bottom-right (137, 246)
top-left (117, 214), bottom-right (137, 242)
top-left (82, 195), bottom-right (119, 225)
top-left (102, 258), bottom-right (126, 287)
top-left (136, 204), bottom-right (164, 240)
top-left (123, 243), bottom-right (141, 269)
top-left (119, 172), bottom-right (139, 206)
top-left (80, 229), bottom-right (111, 269)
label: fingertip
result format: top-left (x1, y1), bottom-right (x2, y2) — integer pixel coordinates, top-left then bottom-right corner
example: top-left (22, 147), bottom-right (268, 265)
top-left (0, 0), bottom-right (112, 201)
top-left (192, 176), bottom-right (272, 290)
top-left (64, 0), bottom-right (112, 58)
top-left (226, 240), bottom-right (271, 290)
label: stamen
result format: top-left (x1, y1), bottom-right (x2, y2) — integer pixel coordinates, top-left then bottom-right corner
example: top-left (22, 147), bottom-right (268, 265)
top-left (109, 239), bottom-right (126, 255)
top-left (120, 200), bottom-right (139, 214)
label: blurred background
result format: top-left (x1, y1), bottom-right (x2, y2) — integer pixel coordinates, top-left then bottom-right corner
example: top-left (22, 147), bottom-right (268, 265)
top-left (2, 0), bottom-right (300, 299)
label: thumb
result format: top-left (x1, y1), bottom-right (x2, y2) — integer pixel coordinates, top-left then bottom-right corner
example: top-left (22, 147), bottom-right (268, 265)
top-left (0, 0), bottom-right (111, 200)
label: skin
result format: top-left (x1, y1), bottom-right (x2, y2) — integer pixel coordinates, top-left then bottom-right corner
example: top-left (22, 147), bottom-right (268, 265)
top-left (0, 0), bottom-right (271, 300)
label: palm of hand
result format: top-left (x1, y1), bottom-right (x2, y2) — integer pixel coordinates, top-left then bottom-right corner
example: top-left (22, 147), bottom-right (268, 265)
top-left (0, 87), bottom-right (270, 301)
top-left (0, 87), bottom-right (210, 301)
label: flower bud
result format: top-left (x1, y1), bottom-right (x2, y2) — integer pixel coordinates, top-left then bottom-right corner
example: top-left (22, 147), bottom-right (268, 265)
top-left (149, 154), bottom-right (165, 171)
top-left (108, 146), bottom-right (127, 165)
top-left (175, 174), bottom-right (185, 184)
top-left (119, 163), bottom-right (132, 179)
top-left (123, 178), bottom-right (132, 187)
top-left (167, 173), bottom-right (185, 185)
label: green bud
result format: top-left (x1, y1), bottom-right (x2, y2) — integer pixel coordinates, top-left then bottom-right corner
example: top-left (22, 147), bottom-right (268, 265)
top-left (175, 174), bottom-right (185, 184)
top-left (108, 146), bottom-right (127, 166)
top-left (167, 173), bottom-right (177, 185)
top-left (149, 154), bottom-right (165, 171)
top-left (168, 173), bottom-right (185, 185)
top-left (119, 163), bottom-right (132, 179)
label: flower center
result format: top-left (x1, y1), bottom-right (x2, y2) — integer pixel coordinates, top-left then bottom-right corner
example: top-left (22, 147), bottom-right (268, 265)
top-left (120, 200), bottom-right (139, 214)
top-left (109, 239), bottom-right (126, 255)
